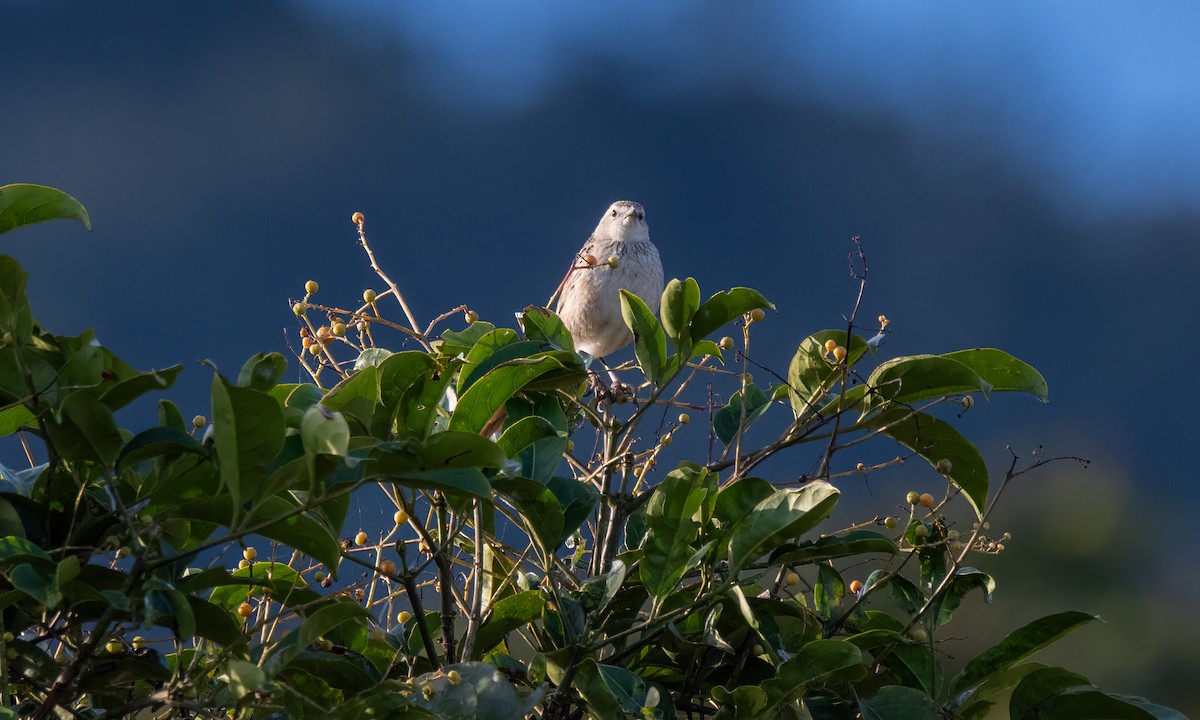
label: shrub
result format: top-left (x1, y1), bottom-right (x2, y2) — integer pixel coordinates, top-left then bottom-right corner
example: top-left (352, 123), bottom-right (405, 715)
top-left (0, 185), bottom-right (1182, 719)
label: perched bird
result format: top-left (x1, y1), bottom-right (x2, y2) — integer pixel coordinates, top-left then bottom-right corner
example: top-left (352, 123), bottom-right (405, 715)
top-left (554, 200), bottom-right (664, 364)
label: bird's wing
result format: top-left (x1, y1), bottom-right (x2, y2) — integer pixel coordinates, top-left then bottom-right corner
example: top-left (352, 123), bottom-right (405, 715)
top-left (550, 236), bottom-right (599, 310)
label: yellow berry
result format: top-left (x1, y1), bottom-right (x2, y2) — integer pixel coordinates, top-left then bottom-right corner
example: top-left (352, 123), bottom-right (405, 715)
top-left (748, 308), bottom-right (765, 323)
top-left (354, 531), bottom-right (369, 547)
top-left (856, 462), bottom-right (867, 474)
top-left (422, 685), bottom-right (435, 700)
top-left (243, 547), bottom-right (257, 561)
top-left (393, 509), bottom-right (409, 525)
top-left (316, 325), bottom-right (330, 338)
top-left (784, 571), bottom-right (800, 587)
top-left (293, 303), bottom-right (307, 317)
top-left (132, 636), bottom-right (147, 650)
top-left (660, 433), bottom-right (672, 447)
top-left (607, 255), bottom-right (619, 269)
top-left (192, 415), bottom-right (206, 429)
top-left (824, 339), bottom-right (838, 353)
top-left (583, 254), bottom-right (597, 266)
top-left (105, 639), bottom-right (122, 654)
top-left (305, 280), bottom-right (319, 294)
top-left (238, 559), bottom-right (249, 569)
top-left (238, 602), bottom-right (253, 618)
top-left (832, 345), bottom-right (848, 362)
top-left (849, 580), bottom-right (864, 594)
top-left (719, 336), bottom-right (735, 351)
top-left (351, 211), bottom-right (365, 225)
top-left (883, 516), bottom-right (897, 529)
top-left (447, 669), bottom-right (461, 685)
top-left (380, 560), bottom-right (396, 576)
top-left (906, 491), bottom-right (920, 505)
top-left (911, 627), bottom-right (928, 642)
top-left (397, 611), bottom-right (412, 624)
top-left (465, 310), bottom-right (479, 324)
top-left (1, 632), bottom-right (12, 643)
top-left (919, 493), bottom-right (935, 508)
top-left (331, 322), bottom-right (347, 337)
top-left (363, 289), bottom-right (377, 304)
top-left (913, 524), bottom-right (930, 539)
top-left (308, 344), bottom-right (321, 356)
top-left (677, 413), bottom-right (690, 425)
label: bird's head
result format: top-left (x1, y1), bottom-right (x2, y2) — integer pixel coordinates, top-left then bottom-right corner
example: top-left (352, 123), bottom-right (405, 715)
top-left (595, 200), bottom-right (649, 242)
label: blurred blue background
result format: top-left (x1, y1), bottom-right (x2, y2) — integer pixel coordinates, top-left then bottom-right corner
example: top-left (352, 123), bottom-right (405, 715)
top-left (3, 0), bottom-right (1198, 711)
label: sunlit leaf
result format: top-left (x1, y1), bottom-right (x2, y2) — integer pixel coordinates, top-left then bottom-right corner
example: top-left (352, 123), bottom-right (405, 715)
top-left (620, 290), bottom-right (667, 386)
top-left (0, 183), bottom-right (91, 235)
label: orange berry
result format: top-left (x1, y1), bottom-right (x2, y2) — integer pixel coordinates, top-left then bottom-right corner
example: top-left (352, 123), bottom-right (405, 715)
top-left (824, 339), bottom-right (838, 353)
top-left (351, 211), bottom-right (364, 225)
top-left (784, 571), bottom-right (800, 587)
top-left (237, 602), bottom-right (253, 618)
top-left (379, 560), bottom-right (396, 575)
top-left (849, 579), bottom-right (864, 593)
top-left (918, 493), bottom-right (934, 508)
top-left (832, 345), bottom-right (848, 362)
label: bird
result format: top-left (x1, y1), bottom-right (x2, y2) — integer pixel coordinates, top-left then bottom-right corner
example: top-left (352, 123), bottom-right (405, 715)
top-left (553, 200), bottom-right (664, 394)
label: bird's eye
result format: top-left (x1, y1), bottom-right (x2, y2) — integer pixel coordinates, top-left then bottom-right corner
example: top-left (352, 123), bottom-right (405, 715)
top-left (610, 209), bottom-right (617, 217)
top-left (636, 212), bottom-right (644, 220)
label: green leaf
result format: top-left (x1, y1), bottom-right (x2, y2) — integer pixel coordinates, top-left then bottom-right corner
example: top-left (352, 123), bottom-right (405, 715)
top-left (758, 639), bottom-right (863, 711)
top-left (438, 320), bottom-right (498, 357)
top-left (573, 659), bottom-right (646, 717)
top-left (449, 354), bottom-right (576, 434)
top-left (934, 567), bottom-right (995, 625)
top-left (0, 183), bottom-right (92, 234)
top-left (1017, 688), bottom-right (1166, 720)
top-left (210, 374), bottom-right (285, 518)
top-left (519, 306), bottom-right (575, 351)
top-left (237, 352), bottom-right (287, 392)
top-left (1008, 666), bottom-right (1093, 718)
top-left (504, 395), bottom-right (568, 484)
top-left (419, 431), bottom-right (507, 470)
top-left (0, 536), bottom-right (50, 564)
top-left (860, 409), bottom-right (988, 517)
top-left (942, 348), bottom-right (1049, 403)
top-left (11, 563), bottom-right (60, 607)
top-left (714, 383), bottom-right (774, 446)
top-left (225, 658), bottom-right (269, 699)
top-left (0, 257), bottom-right (33, 345)
top-left (620, 289), bottom-right (668, 386)
top-left (689, 287), bottom-right (775, 344)
top-left (497, 416), bottom-right (560, 479)
top-left (713, 477), bottom-right (774, 528)
top-left (0, 405), bottom-right (36, 436)
top-left (99, 363), bottom-right (183, 412)
top-left (787, 330), bottom-right (870, 420)
top-left (457, 328), bottom-right (521, 394)
top-left (661, 277), bottom-right (701, 354)
top-left (473, 590), bottom-right (545, 656)
top-left (949, 611), bottom-right (1099, 698)
top-left (265, 598), bottom-right (369, 674)
top-left (322, 365), bottom-right (379, 428)
top-left (641, 464), bottom-right (717, 599)
top-left (44, 390), bottom-right (123, 466)
top-left (814, 563), bottom-right (845, 619)
top-left (728, 481), bottom-right (839, 574)
top-left (493, 476), bottom-right (563, 557)
top-left (547, 476), bottom-right (598, 544)
top-left (862, 354), bottom-right (990, 412)
top-left (208, 562), bottom-right (320, 613)
top-left (117, 426), bottom-right (204, 470)
top-left (772, 530), bottom-right (898, 566)
top-left (858, 686), bottom-right (943, 720)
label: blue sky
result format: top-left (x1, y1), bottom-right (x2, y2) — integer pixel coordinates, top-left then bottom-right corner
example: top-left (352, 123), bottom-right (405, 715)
top-left (304, 1), bottom-right (1200, 220)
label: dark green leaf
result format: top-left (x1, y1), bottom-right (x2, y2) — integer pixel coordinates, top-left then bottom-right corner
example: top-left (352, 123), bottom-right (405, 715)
top-left (117, 426), bottom-right (204, 470)
top-left (449, 354), bottom-right (573, 434)
top-left (772, 530), bottom-right (898, 566)
top-left (758, 639), bottom-right (863, 711)
top-left (473, 590), bottom-right (545, 656)
top-left (547, 476), bottom-right (599, 544)
top-left (493, 476), bottom-right (563, 556)
top-left (264, 598), bottom-right (369, 674)
top-left (862, 354), bottom-right (990, 412)
top-left (714, 383), bottom-right (773, 446)
top-left (1009, 666), bottom-right (1094, 718)
top-left (44, 390), bottom-right (122, 466)
top-left (99, 363), bottom-right (182, 412)
top-left (0, 183), bottom-right (92, 234)
top-left (0, 405), bottom-right (36, 436)
top-left (641, 464), bottom-right (716, 599)
top-left (949, 611), bottom-right (1099, 698)
top-left (814, 563), bottom-right (845, 619)
top-left (419, 431), bottom-right (507, 470)
top-left (11, 563), bottom-right (59, 607)
top-left (519, 306), bottom-right (575, 350)
top-left (858, 686), bottom-right (942, 720)
top-left (322, 365), bottom-right (379, 428)
top-left (0, 536), bottom-right (50, 563)
top-left (860, 409), bottom-right (988, 517)
top-left (934, 567), bottom-right (995, 625)
top-left (942, 348), bottom-right (1049, 403)
top-left (210, 374), bottom-right (285, 518)
top-left (713, 477), bottom-right (774, 528)
top-left (573, 659), bottom-right (645, 717)
top-left (237, 352), bottom-right (287, 392)
top-left (456, 328), bottom-right (521, 394)
top-left (728, 481), bottom-right (839, 573)
top-left (787, 330), bottom-right (870, 420)
top-left (438, 320), bottom-right (498, 357)
top-left (689, 287), bottom-right (775, 344)
top-left (620, 289), bottom-right (668, 386)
